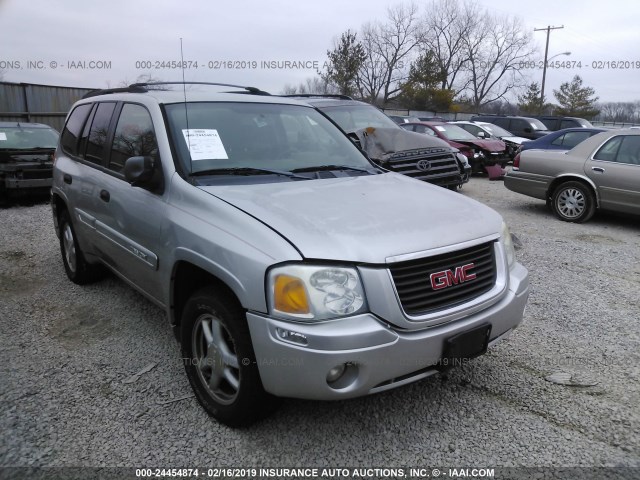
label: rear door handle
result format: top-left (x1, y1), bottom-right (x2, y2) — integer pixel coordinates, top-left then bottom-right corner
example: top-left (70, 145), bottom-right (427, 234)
top-left (99, 189), bottom-right (110, 202)
top-left (63, 174), bottom-right (72, 184)
top-left (592, 167), bottom-right (605, 173)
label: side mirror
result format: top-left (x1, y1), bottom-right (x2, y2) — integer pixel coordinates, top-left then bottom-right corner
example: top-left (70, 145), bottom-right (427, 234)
top-left (477, 131), bottom-right (486, 138)
top-left (123, 156), bottom-right (163, 192)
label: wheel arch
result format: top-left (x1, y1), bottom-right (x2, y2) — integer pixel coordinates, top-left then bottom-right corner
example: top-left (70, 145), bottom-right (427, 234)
top-left (51, 192), bottom-right (68, 238)
top-left (170, 260), bottom-right (245, 343)
top-left (547, 174), bottom-right (599, 208)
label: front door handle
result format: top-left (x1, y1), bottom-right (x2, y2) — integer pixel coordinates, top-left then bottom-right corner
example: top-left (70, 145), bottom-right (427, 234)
top-left (63, 174), bottom-right (72, 184)
top-left (99, 189), bottom-right (110, 202)
top-left (592, 167), bottom-right (605, 173)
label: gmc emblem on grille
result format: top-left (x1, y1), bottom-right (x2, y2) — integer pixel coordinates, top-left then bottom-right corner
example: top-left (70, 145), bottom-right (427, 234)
top-left (430, 263), bottom-right (477, 290)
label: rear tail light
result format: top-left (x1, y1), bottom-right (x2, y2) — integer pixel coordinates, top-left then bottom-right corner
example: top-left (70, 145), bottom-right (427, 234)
top-left (513, 152), bottom-right (521, 170)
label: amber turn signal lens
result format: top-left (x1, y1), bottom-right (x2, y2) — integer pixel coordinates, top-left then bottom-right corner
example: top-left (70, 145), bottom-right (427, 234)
top-left (273, 274), bottom-right (310, 314)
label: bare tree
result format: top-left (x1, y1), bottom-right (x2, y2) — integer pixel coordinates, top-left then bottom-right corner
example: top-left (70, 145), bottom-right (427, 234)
top-left (463, 12), bottom-right (536, 108)
top-left (356, 22), bottom-right (388, 104)
top-left (116, 74), bottom-right (166, 90)
top-left (356, 2), bottom-right (421, 104)
top-left (280, 76), bottom-right (333, 95)
top-left (420, 0), bottom-right (476, 92)
top-left (597, 101), bottom-right (640, 123)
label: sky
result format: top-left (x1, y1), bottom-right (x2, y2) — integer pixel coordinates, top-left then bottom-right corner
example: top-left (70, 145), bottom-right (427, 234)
top-left (0, 0), bottom-right (638, 104)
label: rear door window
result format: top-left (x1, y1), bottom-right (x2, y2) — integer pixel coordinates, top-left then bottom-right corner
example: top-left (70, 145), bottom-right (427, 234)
top-left (61, 104), bottom-right (92, 156)
top-left (85, 102), bottom-right (117, 165)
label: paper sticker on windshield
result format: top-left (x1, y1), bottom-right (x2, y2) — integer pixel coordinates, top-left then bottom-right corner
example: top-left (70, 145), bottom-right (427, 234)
top-left (182, 129), bottom-right (228, 160)
top-left (435, 126), bottom-right (446, 132)
top-left (0, 133), bottom-right (7, 141)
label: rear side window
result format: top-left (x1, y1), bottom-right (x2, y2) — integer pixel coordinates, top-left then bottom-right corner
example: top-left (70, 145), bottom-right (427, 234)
top-left (109, 104), bottom-right (159, 173)
top-left (594, 136), bottom-right (623, 161)
top-left (552, 131), bottom-right (591, 148)
top-left (493, 118), bottom-right (510, 129)
top-left (61, 104), bottom-right (92, 156)
top-left (511, 119), bottom-right (528, 132)
top-left (615, 136), bottom-right (640, 165)
top-left (539, 118), bottom-right (556, 130)
top-left (85, 102), bottom-right (116, 164)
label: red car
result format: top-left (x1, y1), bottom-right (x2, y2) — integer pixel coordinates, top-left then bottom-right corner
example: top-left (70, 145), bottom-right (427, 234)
top-left (401, 122), bottom-right (508, 173)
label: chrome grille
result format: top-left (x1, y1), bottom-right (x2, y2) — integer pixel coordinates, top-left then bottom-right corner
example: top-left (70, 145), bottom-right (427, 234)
top-left (389, 242), bottom-right (496, 315)
top-left (385, 148), bottom-right (461, 185)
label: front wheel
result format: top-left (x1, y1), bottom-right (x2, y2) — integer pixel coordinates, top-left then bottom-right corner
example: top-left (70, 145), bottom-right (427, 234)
top-left (551, 181), bottom-right (596, 223)
top-left (181, 287), bottom-right (278, 427)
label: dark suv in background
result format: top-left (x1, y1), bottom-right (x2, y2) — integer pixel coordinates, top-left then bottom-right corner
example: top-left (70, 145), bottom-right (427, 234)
top-left (470, 115), bottom-right (550, 140)
top-left (286, 95), bottom-right (470, 190)
top-left (532, 116), bottom-right (593, 131)
top-left (0, 122), bottom-right (59, 200)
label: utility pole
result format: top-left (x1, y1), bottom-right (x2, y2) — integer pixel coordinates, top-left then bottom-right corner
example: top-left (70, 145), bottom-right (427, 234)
top-left (534, 25), bottom-right (564, 113)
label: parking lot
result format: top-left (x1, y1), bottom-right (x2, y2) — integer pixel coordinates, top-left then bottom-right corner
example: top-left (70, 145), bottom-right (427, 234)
top-left (1, 177), bottom-right (639, 469)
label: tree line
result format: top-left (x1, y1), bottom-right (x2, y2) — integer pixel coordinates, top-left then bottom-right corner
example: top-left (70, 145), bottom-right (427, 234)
top-left (282, 0), bottom-right (633, 120)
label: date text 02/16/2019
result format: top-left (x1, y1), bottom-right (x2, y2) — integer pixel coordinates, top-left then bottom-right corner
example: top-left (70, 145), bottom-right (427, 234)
top-left (517, 60), bottom-right (640, 70)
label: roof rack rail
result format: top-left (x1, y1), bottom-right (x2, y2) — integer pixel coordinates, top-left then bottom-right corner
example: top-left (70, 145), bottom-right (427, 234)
top-left (82, 85), bottom-right (147, 98)
top-left (82, 82), bottom-right (270, 99)
top-left (282, 94), bottom-right (354, 100)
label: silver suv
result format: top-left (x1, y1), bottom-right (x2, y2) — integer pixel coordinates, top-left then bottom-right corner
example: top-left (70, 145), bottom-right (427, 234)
top-left (51, 82), bottom-right (529, 426)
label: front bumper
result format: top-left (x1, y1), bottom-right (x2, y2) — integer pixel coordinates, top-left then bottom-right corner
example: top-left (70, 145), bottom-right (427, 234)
top-left (1, 165), bottom-right (53, 192)
top-left (4, 177), bottom-right (53, 189)
top-left (247, 262), bottom-right (529, 400)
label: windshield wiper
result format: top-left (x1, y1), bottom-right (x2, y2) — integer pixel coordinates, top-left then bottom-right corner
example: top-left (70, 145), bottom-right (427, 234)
top-left (190, 167), bottom-right (310, 180)
top-left (291, 164), bottom-right (375, 174)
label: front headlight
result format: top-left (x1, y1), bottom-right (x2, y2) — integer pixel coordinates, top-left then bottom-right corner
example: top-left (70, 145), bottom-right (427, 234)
top-left (267, 265), bottom-right (367, 322)
top-left (455, 152), bottom-right (470, 167)
top-left (500, 222), bottom-right (516, 268)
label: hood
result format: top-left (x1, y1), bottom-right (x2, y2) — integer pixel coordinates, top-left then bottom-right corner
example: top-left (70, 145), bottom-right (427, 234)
top-left (453, 138), bottom-right (506, 152)
top-left (353, 127), bottom-right (452, 161)
top-left (500, 135), bottom-right (529, 145)
top-left (446, 139), bottom-right (471, 151)
top-left (199, 173), bottom-right (502, 264)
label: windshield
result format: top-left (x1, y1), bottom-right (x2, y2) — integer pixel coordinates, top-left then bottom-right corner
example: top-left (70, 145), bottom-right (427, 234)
top-left (165, 102), bottom-right (372, 176)
top-left (319, 105), bottom-right (400, 132)
top-left (0, 126), bottom-right (59, 149)
top-left (432, 124), bottom-right (478, 141)
top-left (480, 123), bottom-right (513, 137)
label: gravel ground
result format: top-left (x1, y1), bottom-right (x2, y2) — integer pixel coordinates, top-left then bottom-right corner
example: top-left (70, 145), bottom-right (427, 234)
top-left (1, 177), bottom-right (639, 470)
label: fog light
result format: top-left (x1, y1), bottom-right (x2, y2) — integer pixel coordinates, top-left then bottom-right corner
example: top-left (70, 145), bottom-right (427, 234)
top-left (326, 364), bottom-right (347, 383)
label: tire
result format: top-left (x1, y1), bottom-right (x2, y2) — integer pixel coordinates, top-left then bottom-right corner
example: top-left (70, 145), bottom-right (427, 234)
top-left (181, 286), bottom-right (278, 427)
top-left (58, 210), bottom-right (104, 284)
top-left (551, 181), bottom-right (596, 223)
